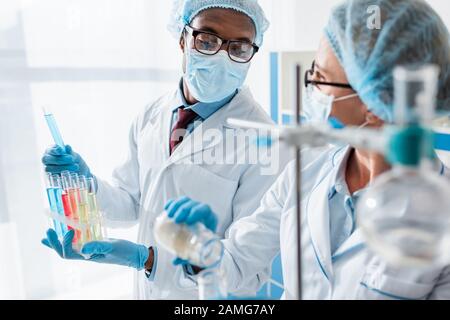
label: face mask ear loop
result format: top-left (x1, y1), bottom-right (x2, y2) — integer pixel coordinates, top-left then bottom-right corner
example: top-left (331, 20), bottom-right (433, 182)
top-left (358, 120), bottom-right (370, 130)
top-left (333, 93), bottom-right (359, 103)
top-left (358, 113), bottom-right (375, 129)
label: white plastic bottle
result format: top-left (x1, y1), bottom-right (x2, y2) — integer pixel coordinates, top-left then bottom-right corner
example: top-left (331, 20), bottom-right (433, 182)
top-left (153, 212), bottom-right (224, 268)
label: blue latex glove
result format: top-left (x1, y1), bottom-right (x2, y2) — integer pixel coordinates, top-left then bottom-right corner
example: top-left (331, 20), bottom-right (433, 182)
top-left (42, 145), bottom-right (92, 178)
top-left (80, 239), bottom-right (150, 270)
top-left (164, 197), bottom-right (218, 231)
top-left (42, 229), bottom-right (150, 270)
top-left (164, 197), bottom-right (218, 266)
top-left (41, 229), bottom-right (85, 260)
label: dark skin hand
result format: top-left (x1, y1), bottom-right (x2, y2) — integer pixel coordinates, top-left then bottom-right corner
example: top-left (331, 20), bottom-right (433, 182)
top-left (179, 8), bottom-right (256, 105)
top-left (143, 8), bottom-right (256, 271)
top-left (144, 247), bottom-right (154, 272)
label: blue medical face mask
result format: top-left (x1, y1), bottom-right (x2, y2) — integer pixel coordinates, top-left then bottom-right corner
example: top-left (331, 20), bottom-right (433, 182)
top-left (184, 47), bottom-right (250, 103)
top-left (302, 85), bottom-right (358, 125)
top-left (302, 85), bottom-right (362, 148)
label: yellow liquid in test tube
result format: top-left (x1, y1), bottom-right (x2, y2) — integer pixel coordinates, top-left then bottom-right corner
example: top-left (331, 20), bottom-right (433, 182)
top-left (78, 188), bottom-right (92, 243)
top-left (88, 192), bottom-right (103, 240)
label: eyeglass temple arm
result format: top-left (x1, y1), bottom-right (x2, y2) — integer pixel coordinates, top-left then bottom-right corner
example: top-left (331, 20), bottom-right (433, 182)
top-left (306, 80), bottom-right (353, 89)
top-left (305, 61), bottom-right (353, 89)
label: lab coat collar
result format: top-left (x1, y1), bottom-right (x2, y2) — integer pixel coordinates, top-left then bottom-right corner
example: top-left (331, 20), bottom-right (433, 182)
top-left (167, 87), bottom-right (251, 165)
top-left (325, 147), bottom-right (368, 263)
top-left (328, 147), bottom-right (352, 199)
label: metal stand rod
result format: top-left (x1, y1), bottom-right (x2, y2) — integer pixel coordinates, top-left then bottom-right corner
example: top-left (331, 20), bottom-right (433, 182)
top-left (295, 64), bottom-right (302, 300)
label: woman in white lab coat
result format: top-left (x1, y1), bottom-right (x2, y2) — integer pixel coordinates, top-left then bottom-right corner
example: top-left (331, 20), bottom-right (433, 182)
top-left (167, 0), bottom-right (450, 299)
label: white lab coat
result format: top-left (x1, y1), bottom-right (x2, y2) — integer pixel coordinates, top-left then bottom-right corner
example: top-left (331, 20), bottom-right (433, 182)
top-left (95, 86), bottom-right (291, 299)
top-left (221, 146), bottom-right (450, 300)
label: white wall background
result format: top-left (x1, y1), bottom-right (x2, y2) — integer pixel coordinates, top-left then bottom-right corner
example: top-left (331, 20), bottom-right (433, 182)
top-left (0, 0), bottom-right (448, 299)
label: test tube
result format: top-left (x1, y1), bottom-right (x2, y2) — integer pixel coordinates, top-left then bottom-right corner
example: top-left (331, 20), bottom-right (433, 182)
top-left (42, 107), bottom-right (65, 149)
top-left (70, 173), bottom-right (87, 246)
top-left (61, 171), bottom-right (82, 246)
top-left (49, 174), bottom-right (69, 235)
top-left (87, 177), bottom-right (103, 240)
top-left (77, 175), bottom-right (93, 243)
top-left (45, 173), bottom-right (64, 238)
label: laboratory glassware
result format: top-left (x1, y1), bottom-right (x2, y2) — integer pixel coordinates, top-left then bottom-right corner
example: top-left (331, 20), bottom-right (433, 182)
top-left (153, 212), bottom-right (224, 269)
top-left (356, 65), bottom-right (450, 268)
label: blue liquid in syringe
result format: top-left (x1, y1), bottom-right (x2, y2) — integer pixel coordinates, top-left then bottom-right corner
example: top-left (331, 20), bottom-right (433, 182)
top-left (44, 113), bottom-right (65, 148)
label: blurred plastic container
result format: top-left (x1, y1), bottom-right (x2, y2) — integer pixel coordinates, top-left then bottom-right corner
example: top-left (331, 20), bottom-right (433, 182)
top-left (153, 212), bottom-right (224, 269)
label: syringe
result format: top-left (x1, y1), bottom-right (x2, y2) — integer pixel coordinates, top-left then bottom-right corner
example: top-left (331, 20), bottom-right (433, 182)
top-left (42, 107), bottom-right (65, 148)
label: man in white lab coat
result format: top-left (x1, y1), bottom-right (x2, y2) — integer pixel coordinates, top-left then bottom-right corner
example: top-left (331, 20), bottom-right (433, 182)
top-left (41, 0), bottom-right (290, 299)
top-left (167, 0), bottom-right (450, 300)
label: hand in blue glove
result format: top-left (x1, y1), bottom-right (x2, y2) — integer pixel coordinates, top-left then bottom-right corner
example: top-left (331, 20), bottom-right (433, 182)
top-left (80, 239), bottom-right (150, 270)
top-left (164, 197), bottom-right (218, 267)
top-left (164, 196), bottom-right (218, 231)
top-left (42, 229), bottom-right (150, 270)
top-left (42, 229), bottom-right (86, 260)
top-left (42, 145), bottom-right (92, 178)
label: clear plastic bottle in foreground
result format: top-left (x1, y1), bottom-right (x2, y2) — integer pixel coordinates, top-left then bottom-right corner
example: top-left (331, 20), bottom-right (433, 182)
top-left (153, 212), bottom-right (224, 269)
top-left (198, 268), bottom-right (228, 300)
top-left (357, 65), bottom-right (450, 268)
top-left (357, 164), bottom-right (450, 267)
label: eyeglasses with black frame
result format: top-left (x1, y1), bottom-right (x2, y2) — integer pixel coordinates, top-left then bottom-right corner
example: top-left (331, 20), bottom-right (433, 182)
top-left (304, 60), bottom-right (353, 89)
top-left (184, 25), bottom-right (259, 64)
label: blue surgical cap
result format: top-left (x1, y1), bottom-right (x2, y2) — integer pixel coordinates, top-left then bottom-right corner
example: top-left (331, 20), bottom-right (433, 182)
top-left (325, 0), bottom-right (450, 122)
top-left (168, 0), bottom-right (269, 47)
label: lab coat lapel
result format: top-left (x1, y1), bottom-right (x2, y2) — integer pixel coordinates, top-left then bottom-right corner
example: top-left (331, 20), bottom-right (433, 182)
top-left (167, 105), bottom-right (226, 165)
top-left (304, 146), bottom-right (350, 281)
top-left (331, 228), bottom-right (366, 260)
top-left (305, 159), bottom-right (335, 282)
top-left (162, 100), bottom-right (174, 161)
